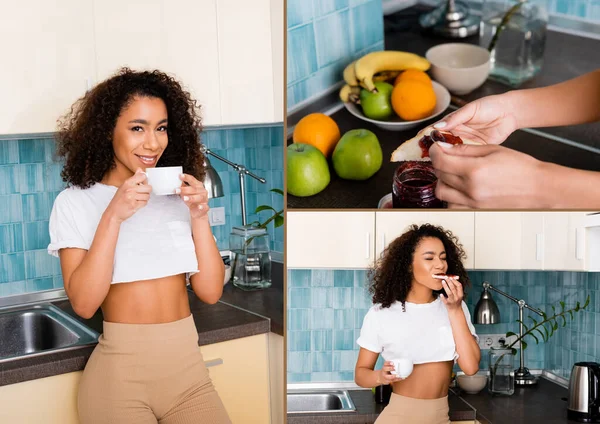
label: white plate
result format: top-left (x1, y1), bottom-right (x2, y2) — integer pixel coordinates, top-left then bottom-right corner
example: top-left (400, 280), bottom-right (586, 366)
top-left (343, 81), bottom-right (451, 131)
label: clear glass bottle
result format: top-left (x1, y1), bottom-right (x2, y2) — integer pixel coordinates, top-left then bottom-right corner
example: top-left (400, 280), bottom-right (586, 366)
top-left (488, 345), bottom-right (515, 395)
top-left (229, 225), bottom-right (272, 290)
top-left (392, 161), bottom-right (443, 209)
top-left (479, 0), bottom-right (548, 87)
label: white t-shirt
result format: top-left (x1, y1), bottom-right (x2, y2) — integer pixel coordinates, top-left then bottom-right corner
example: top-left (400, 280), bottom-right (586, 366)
top-left (48, 183), bottom-right (199, 284)
top-left (357, 298), bottom-right (478, 364)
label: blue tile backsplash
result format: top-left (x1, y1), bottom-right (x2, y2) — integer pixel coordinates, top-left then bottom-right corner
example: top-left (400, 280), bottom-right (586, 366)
top-left (459, 0), bottom-right (600, 23)
top-left (287, 0), bottom-right (385, 109)
top-left (288, 268), bottom-right (600, 383)
top-left (0, 124), bottom-right (283, 297)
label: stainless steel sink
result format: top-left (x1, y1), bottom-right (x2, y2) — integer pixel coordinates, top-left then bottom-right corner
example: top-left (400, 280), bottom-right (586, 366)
top-left (0, 303), bottom-right (99, 363)
top-left (287, 389), bottom-right (356, 414)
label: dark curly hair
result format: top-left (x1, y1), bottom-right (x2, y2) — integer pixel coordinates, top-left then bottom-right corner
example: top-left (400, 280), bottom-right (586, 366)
top-left (368, 223), bottom-right (470, 310)
top-left (56, 68), bottom-right (205, 188)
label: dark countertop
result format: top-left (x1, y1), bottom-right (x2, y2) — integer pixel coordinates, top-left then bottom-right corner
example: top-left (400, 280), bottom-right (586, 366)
top-left (288, 377), bottom-right (579, 424)
top-left (287, 6), bottom-right (600, 209)
top-left (220, 260), bottom-right (284, 336)
top-left (0, 261), bottom-right (283, 387)
top-left (287, 389), bottom-right (477, 423)
top-left (456, 376), bottom-right (580, 424)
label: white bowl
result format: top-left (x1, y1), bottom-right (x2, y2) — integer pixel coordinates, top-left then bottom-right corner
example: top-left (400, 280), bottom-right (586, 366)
top-left (456, 372), bottom-right (488, 394)
top-left (343, 80), bottom-right (450, 131)
top-left (426, 43), bottom-right (491, 95)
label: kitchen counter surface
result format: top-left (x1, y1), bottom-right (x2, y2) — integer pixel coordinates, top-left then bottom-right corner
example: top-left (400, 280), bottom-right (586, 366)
top-left (287, 6), bottom-right (600, 209)
top-left (219, 261), bottom-right (284, 336)
top-left (457, 376), bottom-right (579, 424)
top-left (287, 389), bottom-right (477, 423)
top-left (0, 262), bottom-right (284, 387)
top-left (288, 376), bottom-right (579, 424)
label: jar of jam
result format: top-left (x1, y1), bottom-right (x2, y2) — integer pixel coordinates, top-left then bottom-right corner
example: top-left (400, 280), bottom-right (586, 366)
top-left (392, 161), bottom-right (443, 208)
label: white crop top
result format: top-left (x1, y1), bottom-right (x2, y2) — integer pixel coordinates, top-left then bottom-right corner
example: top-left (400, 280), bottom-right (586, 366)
top-left (48, 183), bottom-right (199, 284)
top-left (357, 298), bottom-right (478, 364)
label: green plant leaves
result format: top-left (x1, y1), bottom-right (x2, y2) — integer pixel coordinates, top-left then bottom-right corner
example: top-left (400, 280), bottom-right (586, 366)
top-left (255, 205), bottom-right (277, 213)
top-left (274, 215), bottom-right (284, 228)
top-left (270, 188), bottom-right (283, 195)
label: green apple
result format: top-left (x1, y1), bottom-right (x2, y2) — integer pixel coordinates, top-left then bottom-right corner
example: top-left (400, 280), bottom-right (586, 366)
top-left (360, 81), bottom-right (394, 120)
top-left (332, 129), bottom-right (382, 180)
top-left (287, 143), bottom-right (330, 197)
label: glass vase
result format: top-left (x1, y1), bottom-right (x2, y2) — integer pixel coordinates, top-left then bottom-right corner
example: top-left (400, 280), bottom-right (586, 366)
top-left (479, 0), bottom-right (548, 87)
top-left (488, 346), bottom-right (515, 395)
top-left (229, 225), bottom-right (272, 291)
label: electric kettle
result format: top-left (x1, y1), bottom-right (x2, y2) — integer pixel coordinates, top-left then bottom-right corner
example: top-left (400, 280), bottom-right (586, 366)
top-left (568, 362), bottom-right (600, 423)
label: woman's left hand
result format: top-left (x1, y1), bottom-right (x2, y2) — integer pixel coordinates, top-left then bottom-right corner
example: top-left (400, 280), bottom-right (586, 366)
top-left (441, 276), bottom-right (464, 311)
top-left (176, 173), bottom-right (209, 220)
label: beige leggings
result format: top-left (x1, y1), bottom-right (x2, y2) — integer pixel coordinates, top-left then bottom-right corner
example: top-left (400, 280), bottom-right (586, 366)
top-left (77, 314), bottom-right (231, 424)
top-left (375, 393), bottom-right (451, 424)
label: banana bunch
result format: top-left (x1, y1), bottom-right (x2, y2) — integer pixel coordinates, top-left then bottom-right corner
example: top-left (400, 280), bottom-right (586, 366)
top-left (339, 51), bottom-right (430, 102)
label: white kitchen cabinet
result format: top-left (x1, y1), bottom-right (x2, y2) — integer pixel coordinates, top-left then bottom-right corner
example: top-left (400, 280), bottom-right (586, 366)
top-left (474, 212), bottom-right (522, 270)
top-left (0, 0), bottom-right (95, 134)
top-left (287, 212), bottom-right (376, 269)
top-left (520, 212), bottom-right (545, 270)
top-left (93, 0), bottom-right (223, 125)
top-left (269, 333), bottom-right (284, 424)
top-left (201, 334), bottom-right (271, 424)
top-left (0, 371), bottom-right (81, 423)
top-left (217, 0), bottom-right (280, 125)
top-left (548, 212), bottom-right (586, 271)
top-left (375, 212), bottom-right (475, 269)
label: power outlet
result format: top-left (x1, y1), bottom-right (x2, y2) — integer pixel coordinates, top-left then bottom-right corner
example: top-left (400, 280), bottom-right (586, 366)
top-left (208, 207), bottom-right (226, 226)
top-left (478, 333), bottom-right (519, 350)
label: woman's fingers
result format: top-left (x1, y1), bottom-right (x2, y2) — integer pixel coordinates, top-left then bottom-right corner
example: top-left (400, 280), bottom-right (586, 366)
top-left (181, 193), bottom-right (208, 204)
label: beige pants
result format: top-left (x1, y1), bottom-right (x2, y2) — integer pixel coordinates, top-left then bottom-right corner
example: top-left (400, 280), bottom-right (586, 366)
top-left (77, 314), bottom-right (231, 424)
top-left (375, 393), bottom-right (451, 424)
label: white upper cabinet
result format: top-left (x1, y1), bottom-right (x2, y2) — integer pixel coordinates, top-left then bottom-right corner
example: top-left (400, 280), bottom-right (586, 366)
top-left (474, 212), bottom-right (523, 270)
top-left (93, 0), bottom-right (222, 125)
top-left (563, 212), bottom-right (587, 271)
top-left (0, 0), bottom-right (95, 134)
top-left (520, 212), bottom-right (545, 270)
top-left (287, 212), bottom-right (375, 269)
top-left (375, 212), bottom-right (475, 269)
top-left (216, 0), bottom-right (278, 125)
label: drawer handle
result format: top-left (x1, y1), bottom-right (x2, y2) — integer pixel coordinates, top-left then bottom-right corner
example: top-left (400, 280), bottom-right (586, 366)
top-left (536, 234), bottom-right (543, 261)
top-left (576, 228), bottom-right (584, 260)
top-left (205, 358), bottom-right (223, 368)
top-left (366, 232), bottom-right (370, 259)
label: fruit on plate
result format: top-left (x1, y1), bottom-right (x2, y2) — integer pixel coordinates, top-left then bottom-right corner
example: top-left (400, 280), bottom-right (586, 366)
top-left (332, 129), bottom-right (383, 180)
top-left (390, 126), bottom-right (482, 162)
top-left (391, 79), bottom-right (436, 121)
top-left (292, 113), bottom-right (341, 158)
top-left (344, 60), bottom-right (402, 89)
top-left (355, 51), bottom-right (430, 92)
top-left (287, 143), bottom-right (331, 197)
top-left (339, 84), bottom-right (361, 103)
top-left (359, 82), bottom-right (394, 120)
top-left (394, 69), bottom-right (432, 86)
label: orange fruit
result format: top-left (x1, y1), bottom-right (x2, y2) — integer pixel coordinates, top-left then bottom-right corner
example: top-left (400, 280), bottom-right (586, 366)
top-left (391, 80), bottom-right (437, 121)
top-left (292, 113), bottom-right (341, 157)
top-left (394, 69), bottom-right (432, 86)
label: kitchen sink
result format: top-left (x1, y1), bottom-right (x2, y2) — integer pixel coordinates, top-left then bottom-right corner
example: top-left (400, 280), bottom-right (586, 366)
top-left (287, 389), bottom-right (356, 414)
top-left (0, 303), bottom-right (99, 363)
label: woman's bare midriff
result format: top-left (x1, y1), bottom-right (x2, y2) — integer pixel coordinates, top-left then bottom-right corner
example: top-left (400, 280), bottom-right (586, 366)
top-left (392, 361), bottom-right (453, 399)
top-left (101, 274), bottom-right (191, 324)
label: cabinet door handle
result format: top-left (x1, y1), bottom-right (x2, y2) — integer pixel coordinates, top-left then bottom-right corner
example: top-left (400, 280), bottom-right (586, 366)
top-left (205, 358), bottom-right (223, 368)
top-left (536, 234), bottom-right (543, 261)
top-left (576, 228), bottom-right (584, 260)
top-left (366, 232), bottom-right (371, 259)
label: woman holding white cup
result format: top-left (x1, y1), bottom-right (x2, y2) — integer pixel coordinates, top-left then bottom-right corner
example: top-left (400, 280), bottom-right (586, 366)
top-left (355, 224), bottom-right (481, 424)
top-left (48, 68), bottom-right (230, 423)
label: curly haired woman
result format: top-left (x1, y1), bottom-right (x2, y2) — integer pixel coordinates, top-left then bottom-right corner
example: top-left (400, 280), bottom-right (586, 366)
top-left (356, 224), bottom-right (481, 424)
top-left (47, 68), bottom-right (231, 424)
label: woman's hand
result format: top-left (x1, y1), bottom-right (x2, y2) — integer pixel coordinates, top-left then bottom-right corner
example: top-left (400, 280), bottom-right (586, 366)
top-left (105, 168), bottom-right (151, 223)
top-left (440, 276), bottom-right (464, 312)
top-left (176, 173), bottom-right (210, 220)
top-left (433, 94), bottom-right (518, 145)
top-left (430, 142), bottom-right (546, 208)
top-left (377, 361), bottom-right (404, 385)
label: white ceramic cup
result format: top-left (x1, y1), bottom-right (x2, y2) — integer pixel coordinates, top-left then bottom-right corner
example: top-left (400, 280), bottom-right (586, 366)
top-left (145, 166), bottom-right (183, 195)
top-left (391, 358), bottom-right (414, 379)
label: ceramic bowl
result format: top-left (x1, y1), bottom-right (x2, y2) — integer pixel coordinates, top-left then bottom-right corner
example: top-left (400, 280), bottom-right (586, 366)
top-left (343, 81), bottom-right (450, 131)
top-left (456, 372), bottom-right (488, 394)
top-left (425, 43), bottom-right (491, 95)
